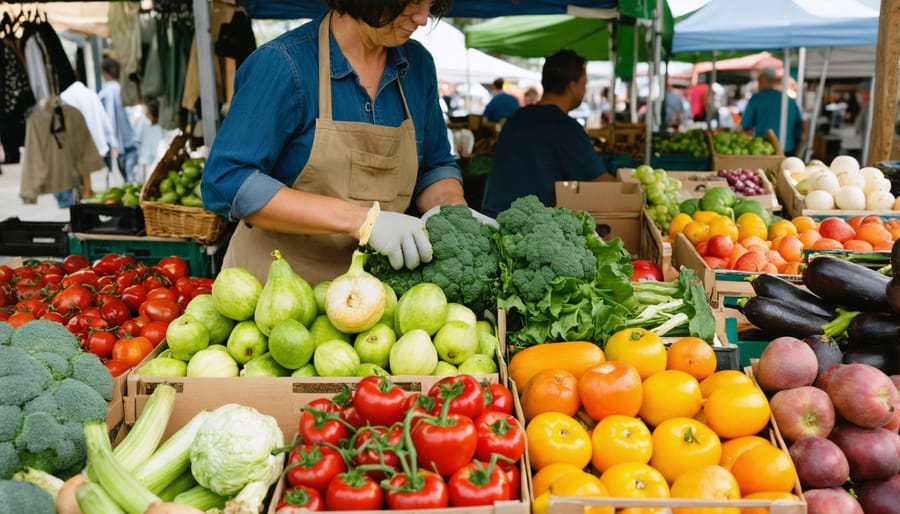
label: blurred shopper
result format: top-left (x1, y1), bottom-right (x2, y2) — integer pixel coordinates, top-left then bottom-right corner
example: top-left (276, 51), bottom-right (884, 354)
top-left (524, 87), bottom-right (540, 105)
top-left (134, 100), bottom-right (165, 184)
top-left (482, 77), bottom-right (521, 122)
top-left (99, 57), bottom-right (139, 184)
top-left (481, 49), bottom-right (613, 217)
top-left (688, 75), bottom-right (709, 122)
top-left (741, 67), bottom-right (803, 155)
top-left (663, 84), bottom-right (686, 130)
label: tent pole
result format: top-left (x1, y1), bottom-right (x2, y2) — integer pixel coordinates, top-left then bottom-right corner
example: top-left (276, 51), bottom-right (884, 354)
top-left (797, 47), bottom-right (806, 110)
top-left (779, 47), bottom-right (790, 153)
top-left (630, 23), bottom-right (638, 124)
top-left (193, 0), bottom-right (218, 147)
top-left (707, 51), bottom-right (717, 127)
top-left (862, 74), bottom-right (876, 165)
top-left (608, 22), bottom-right (617, 128)
top-left (805, 47), bottom-right (831, 162)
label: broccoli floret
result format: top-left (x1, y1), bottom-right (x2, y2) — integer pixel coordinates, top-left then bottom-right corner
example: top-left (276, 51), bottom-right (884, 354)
top-left (10, 319), bottom-right (80, 359)
top-left (496, 196), bottom-right (599, 304)
top-left (14, 412), bottom-right (63, 454)
top-left (0, 322), bottom-right (12, 345)
top-left (53, 378), bottom-right (108, 425)
top-left (0, 406), bottom-right (21, 443)
top-left (0, 479), bottom-right (56, 514)
top-left (367, 205), bottom-right (500, 314)
top-left (70, 352), bottom-right (115, 401)
top-left (32, 352), bottom-right (72, 380)
top-left (0, 444), bottom-right (20, 482)
top-left (22, 393), bottom-right (58, 418)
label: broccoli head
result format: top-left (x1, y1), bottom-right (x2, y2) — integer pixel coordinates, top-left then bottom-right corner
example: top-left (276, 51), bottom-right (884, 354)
top-left (0, 322), bottom-right (12, 345)
top-left (70, 352), bottom-right (115, 401)
top-left (367, 205), bottom-right (500, 315)
top-left (10, 320), bottom-right (81, 360)
top-left (0, 479), bottom-right (56, 514)
top-left (496, 196), bottom-right (599, 304)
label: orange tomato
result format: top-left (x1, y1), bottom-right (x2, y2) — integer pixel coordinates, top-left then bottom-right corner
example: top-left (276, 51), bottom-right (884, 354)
top-left (683, 221), bottom-right (711, 245)
top-left (719, 436), bottom-right (771, 472)
top-left (532, 462), bottom-right (585, 496)
top-left (777, 234), bottom-right (804, 262)
top-left (728, 244), bottom-right (749, 268)
top-left (639, 370), bottom-right (703, 428)
top-left (604, 328), bottom-right (667, 380)
top-left (798, 228), bottom-right (822, 248)
top-left (650, 417), bottom-right (722, 484)
top-left (578, 361), bottom-right (644, 421)
top-left (767, 220), bottom-right (797, 240)
top-left (874, 239), bottom-right (894, 251)
top-left (521, 368), bottom-right (580, 421)
top-left (730, 444), bottom-right (797, 495)
top-left (526, 412), bottom-right (592, 471)
top-left (764, 250), bottom-right (789, 273)
top-left (790, 216), bottom-right (817, 232)
top-left (699, 370), bottom-right (754, 398)
top-left (666, 337), bottom-right (717, 381)
top-left (843, 239), bottom-right (874, 252)
top-left (846, 215), bottom-right (865, 232)
top-left (811, 237), bottom-right (844, 250)
top-left (590, 415), bottom-right (653, 472)
top-left (669, 465), bottom-right (741, 514)
top-left (599, 462), bottom-right (670, 514)
top-left (855, 222), bottom-right (892, 245)
top-left (861, 215), bottom-right (885, 225)
top-left (703, 382), bottom-right (771, 439)
top-left (781, 261), bottom-right (803, 275)
top-left (740, 491), bottom-right (800, 514)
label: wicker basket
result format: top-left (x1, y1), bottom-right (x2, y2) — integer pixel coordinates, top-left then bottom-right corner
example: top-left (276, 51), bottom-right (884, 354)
top-left (139, 134), bottom-right (227, 245)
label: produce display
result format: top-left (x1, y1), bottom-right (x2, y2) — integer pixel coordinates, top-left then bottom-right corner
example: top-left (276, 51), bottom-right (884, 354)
top-left (144, 157), bottom-right (205, 207)
top-left (711, 131), bottom-right (776, 156)
top-left (83, 183), bottom-right (144, 206)
top-left (652, 129), bottom-right (710, 157)
top-left (783, 154), bottom-right (900, 212)
top-left (631, 164), bottom-right (682, 229)
top-left (716, 168), bottom-right (768, 196)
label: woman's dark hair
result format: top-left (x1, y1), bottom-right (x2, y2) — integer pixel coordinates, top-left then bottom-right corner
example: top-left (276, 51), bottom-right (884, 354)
top-left (541, 49), bottom-right (586, 95)
top-left (101, 57), bottom-right (120, 78)
top-left (326, 0), bottom-right (453, 28)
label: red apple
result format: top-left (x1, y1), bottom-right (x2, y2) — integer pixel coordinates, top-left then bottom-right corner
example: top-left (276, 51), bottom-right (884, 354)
top-left (756, 336), bottom-right (818, 393)
top-left (706, 234), bottom-right (735, 259)
top-left (789, 437), bottom-right (849, 489)
top-left (814, 363), bottom-right (845, 391)
top-left (770, 386), bottom-right (835, 442)
top-left (857, 474), bottom-right (900, 514)
top-left (804, 487), bottom-right (863, 514)
top-left (829, 424), bottom-right (900, 481)
top-left (826, 363), bottom-right (900, 428)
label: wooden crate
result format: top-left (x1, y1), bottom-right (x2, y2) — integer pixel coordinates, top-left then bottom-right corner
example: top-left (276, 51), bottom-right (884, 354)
top-left (708, 129), bottom-right (785, 173)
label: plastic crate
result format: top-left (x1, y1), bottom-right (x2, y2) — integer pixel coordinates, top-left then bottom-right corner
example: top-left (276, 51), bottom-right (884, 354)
top-left (0, 217), bottom-right (69, 257)
top-left (70, 203), bottom-right (145, 235)
top-left (68, 233), bottom-right (228, 278)
top-left (650, 151), bottom-right (711, 171)
top-left (725, 316), bottom-right (769, 368)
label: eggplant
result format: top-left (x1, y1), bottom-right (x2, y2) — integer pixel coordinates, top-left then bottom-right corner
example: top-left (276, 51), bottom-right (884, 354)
top-left (737, 296), bottom-right (833, 339)
top-left (802, 256), bottom-right (892, 312)
top-left (749, 273), bottom-right (836, 319)
top-left (846, 311), bottom-right (900, 348)
top-left (843, 344), bottom-right (900, 375)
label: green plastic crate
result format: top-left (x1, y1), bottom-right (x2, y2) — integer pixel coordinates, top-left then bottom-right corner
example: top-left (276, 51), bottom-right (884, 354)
top-left (68, 235), bottom-right (226, 278)
top-left (725, 316), bottom-right (769, 368)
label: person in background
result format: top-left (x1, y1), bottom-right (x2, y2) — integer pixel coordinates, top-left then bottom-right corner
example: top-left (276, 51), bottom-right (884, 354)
top-left (481, 49), bottom-right (614, 218)
top-left (688, 75), bottom-right (709, 122)
top-left (98, 57), bottom-right (139, 184)
top-left (134, 100), bottom-right (164, 184)
top-left (481, 77), bottom-right (521, 122)
top-left (201, 0), bottom-right (485, 285)
top-left (663, 84), bottom-right (686, 130)
top-left (741, 67), bottom-right (803, 155)
top-left (56, 80), bottom-right (114, 207)
top-left (523, 87), bottom-right (540, 105)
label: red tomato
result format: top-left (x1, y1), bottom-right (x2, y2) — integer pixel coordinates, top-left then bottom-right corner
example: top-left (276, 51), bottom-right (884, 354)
top-left (142, 274), bottom-right (167, 291)
top-left (631, 259), bottom-right (663, 281)
top-left (6, 311), bottom-right (36, 328)
top-left (104, 359), bottom-right (131, 377)
top-left (120, 284), bottom-right (147, 313)
top-left (173, 276), bottom-right (195, 297)
top-left (325, 471), bottom-right (383, 511)
top-left (473, 410), bottom-right (526, 463)
top-left (484, 382), bottom-right (514, 415)
top-left (299, 399), bottom-right (350, 446)
top-left (286, 444), bottom-right (346, 495)
top-left (412, 413), bottom-right (478, 477)
top-left (92, 254), bottom-right (135, 276)
top-left (139, 321), bottom-right (168, 347)
top-left (0, 265), bottom-right (14, 285)
top-left (87, 331), bottom-right (118, 360)
top-left (62, 254), bottom-right (90, 274)
top-left (385, 471), bottom-right (449, 510)
top-left (40, 311), bottom-right (65, 323)
top-left (448, 461), bottom-right (512, 506)
top-left (41, 272), bottom-right (63, 286)
top-left (352, 376), bottom-right (407, 427)
top-left (145, 287), bottom-right (177, 303)
top-left (117, 319), bottom-right (142, 339)
top-left (52, 285), bottom-right (93, 315)
top-left (114, 269), bottom-right (141, 293)
top-left (353, 425), bottom-right (403, 480)
top-left (427, 374), bottom-right (485, 420)
top-left (276, 485), bottom-right (324, 512)
top-left (100, 299), bottom-right (131, 326)
top-left (156, 256), bottom-right (189, 284)
top-left (139, 299), bottom-right (180, 323)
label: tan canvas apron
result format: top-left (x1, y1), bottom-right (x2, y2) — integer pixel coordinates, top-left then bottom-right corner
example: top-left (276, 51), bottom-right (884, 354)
top-left (222, 12), bottom-right (419, 285)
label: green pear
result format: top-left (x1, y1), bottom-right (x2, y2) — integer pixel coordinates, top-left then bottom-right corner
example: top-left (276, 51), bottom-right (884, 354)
top-left (291, 363), bottom-right (318, 377)
top-left (476, 320), bottom-right (495, 336)
top-left (458, 354), bottom-right (498, 375)
top-left (432, 361), bottom-right (458, 376)
top-left (395, 283), bottom-right (448, 336)
top-left (313, 281), bottom-right (330, 315)
top-left (353, 323), bottom-right (396, 369)
top-left (477, 331), bottom-right (500, 357)
top-left (357, 362), bottom-right (390, 377)
top-left (240, 352), bottom-right (289, 377)
top-left (309, 314), bottom-right (351, 347)
top-left (445, 303), bottom-right (477, 327)
top-left (433, 320), bottom-right (478, 365)
top-left (389, 329), bottom-right (438, 375)
top-left (268, 318), bottom-right (315, 370)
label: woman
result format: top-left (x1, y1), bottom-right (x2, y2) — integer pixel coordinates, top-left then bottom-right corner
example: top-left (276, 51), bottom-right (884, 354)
top-left (202, 0), bottom-right (467, 284)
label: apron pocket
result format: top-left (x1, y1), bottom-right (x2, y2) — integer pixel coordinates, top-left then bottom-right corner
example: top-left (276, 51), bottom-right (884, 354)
top-left (349, 149), bottom-right (401, 202)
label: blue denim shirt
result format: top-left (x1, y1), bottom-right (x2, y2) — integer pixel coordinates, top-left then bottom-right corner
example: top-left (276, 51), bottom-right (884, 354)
top-left (202, 15), bottom-right (462, 221)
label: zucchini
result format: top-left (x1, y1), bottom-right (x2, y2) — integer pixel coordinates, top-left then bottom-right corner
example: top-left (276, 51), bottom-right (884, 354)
top-left (749, 273), bottom-right (836, 319)
top-left (737, 296), bottom-right (832, 339)
top-left (802, 256), bottom-right (892, 312)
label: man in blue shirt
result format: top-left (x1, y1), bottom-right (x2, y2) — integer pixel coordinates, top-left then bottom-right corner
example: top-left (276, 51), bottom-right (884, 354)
top-left (481, 78), bottom-right (521, 122)
top-left (201, 1), bottom-right (470, 284)
top-left (481, 50), bottom-right (613, 218)
top-left (741, 67), bottom-right (803, 155)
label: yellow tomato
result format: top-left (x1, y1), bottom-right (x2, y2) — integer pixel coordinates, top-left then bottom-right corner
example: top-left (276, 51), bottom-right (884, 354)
top-left (719, 436), bottom-right (771, 472)
top-left (790, 215), bottom-right (817, 233)
top-left (699, 370), bottom-right (754, 398)
top-left (683, 221), bottom-right (711, 245)
top-left (532, 462), bottom-right (585, 496)
top-left (603, 328), bottom-right (667, 380)
top-left (639, 370), bottom-right (703, 428)
top-left (767, 219), bottom-right (798, 240)
top-left (736, 213), bottom-right (768, 241)
top-left (670, 465), bottom-right (741, 514)
top-left (650, 417), bottom-right (722, 484)
top-left (599, 462), bottom-right (670, 514)
top-left (704, 383), bottom-right (771, 439)
top-left (693, 210), bottom-right (721, 224)
top-left (532, 488), bottom-right (613, 514)
top-left (669, 213), bottom-right (694, 238)
top-left (590, 415), bottom-right (653, 472)
top-left (708, 216), bottom-right (740, 241)
top-left (551, 470), bottom-right (610, 497)
top-left (730, 444), bottom-right (797, 495)
top-left (526, 412), bottom-right (592, 471)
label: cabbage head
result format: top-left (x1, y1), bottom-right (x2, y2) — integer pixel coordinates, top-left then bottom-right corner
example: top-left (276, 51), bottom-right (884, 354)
top-left (189, 404), bottom-right (285, 496)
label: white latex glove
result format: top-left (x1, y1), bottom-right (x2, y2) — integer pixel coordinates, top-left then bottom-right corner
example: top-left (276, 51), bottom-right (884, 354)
top-left (421, 205), bottom-right (500, 229)
top-left (368, 211), bottom-right (432, 270)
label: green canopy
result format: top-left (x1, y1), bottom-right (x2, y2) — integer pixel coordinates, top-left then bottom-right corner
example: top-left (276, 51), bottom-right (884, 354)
top-left (463, 3), bottom-right (673, 78)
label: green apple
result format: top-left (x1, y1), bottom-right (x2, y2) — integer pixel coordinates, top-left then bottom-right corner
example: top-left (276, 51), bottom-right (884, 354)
top-left (476, 320), bottom-right (495, 336)
top-left (139, 357), bottom-right (187, 377)
top-left (433, 320), bottom-right (478, 365)
top-left (240, 352), bottom-right (289, 377)
top-left (185, 294), bottom-right (236, 345)
top-left (353, 323), bottom-right (396, 369)
top-left (432, 361), bottom-right (458, 377)
top-left (477, 331), bottom-right (500, 357)
top-left (268, 319), bottom-right (315, 370)
top-left (357, 362), bottom-right (390, 377)
top-left (166, 313), bottom-right (210, 361)
top-left (186, 348), bottom-right (239, 377)
top-left (291, 363), bottom-right (318, 377)
top-left (376, 283), bottom-right (399, 331)
top-left (226, 320), bottom-right (268, 365)
top-left (458, 354), bottom-right (498, 375)
top-left (313, 340), bottom-right (360, 377)
top-left (313, 281), bottom-right (330, 315)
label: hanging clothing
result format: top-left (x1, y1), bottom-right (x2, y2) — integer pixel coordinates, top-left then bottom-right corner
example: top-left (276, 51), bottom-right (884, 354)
top-left (20, 97), bottom-right (103, 203)
top-left (108, 3), bottom-right (143, 106)
top-left (60, 81), bottom-right (114, 158)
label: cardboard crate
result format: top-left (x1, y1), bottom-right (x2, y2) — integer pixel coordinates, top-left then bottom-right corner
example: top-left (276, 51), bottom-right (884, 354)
top-left (619, 169), bottom-right (781, 213)
top-left (638, 209), bottom-right (676, 281)
top-left (708, 129), bottom-right (785, 174)
top-left (775, 170), bottom-right (900, 219)
top-left (555, 181), bottom-right (644, 256)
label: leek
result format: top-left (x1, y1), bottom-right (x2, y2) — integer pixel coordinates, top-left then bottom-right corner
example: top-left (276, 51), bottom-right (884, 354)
top-left (112, 383), bottom-right (176, 471)
top-left (134, 410), bottom-right (211, 494)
